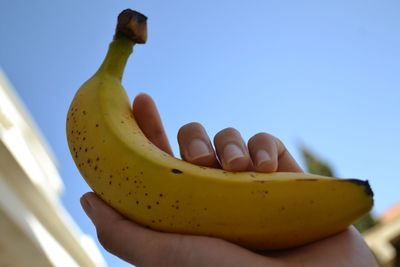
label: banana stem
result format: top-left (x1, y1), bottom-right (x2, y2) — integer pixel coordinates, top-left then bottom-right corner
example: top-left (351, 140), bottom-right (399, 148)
top-left (95, 9), bottom-right (147, 81)
top-left (96, 38), bottom-right (134, 81)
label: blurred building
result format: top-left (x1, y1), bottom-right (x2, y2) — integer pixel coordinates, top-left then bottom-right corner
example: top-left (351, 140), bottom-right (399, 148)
top-left (0, 69), bottom-right (106, 267)
top-left (363, 202), bottom-right (400, 267)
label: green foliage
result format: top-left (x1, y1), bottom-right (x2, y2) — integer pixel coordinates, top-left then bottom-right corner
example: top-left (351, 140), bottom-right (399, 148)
top-left (301, 148), bottom-right (334, 177)
top-left (353, 213), bottom-right (379, 233)
top-left (300, 145), bottom-right (378, 233)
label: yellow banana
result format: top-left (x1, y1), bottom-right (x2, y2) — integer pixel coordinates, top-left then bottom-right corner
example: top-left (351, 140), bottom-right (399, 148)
top-left (66, 9), bottom-right (373, 250)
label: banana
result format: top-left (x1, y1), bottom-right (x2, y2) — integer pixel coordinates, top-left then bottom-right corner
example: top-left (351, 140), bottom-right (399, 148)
top-left (66, 9), bottom-right (373, 250)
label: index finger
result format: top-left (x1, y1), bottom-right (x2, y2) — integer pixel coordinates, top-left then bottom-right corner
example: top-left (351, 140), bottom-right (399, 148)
top-left (132, 93), bottom-right (174, 156)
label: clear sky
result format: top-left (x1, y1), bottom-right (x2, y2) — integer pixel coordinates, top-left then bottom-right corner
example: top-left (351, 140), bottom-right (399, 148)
top-left (1, 1), bottom-right (399, 266)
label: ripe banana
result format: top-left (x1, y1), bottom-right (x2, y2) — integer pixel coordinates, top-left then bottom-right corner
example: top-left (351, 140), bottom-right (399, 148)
top-left (66, 9), bottom-right (373, 250)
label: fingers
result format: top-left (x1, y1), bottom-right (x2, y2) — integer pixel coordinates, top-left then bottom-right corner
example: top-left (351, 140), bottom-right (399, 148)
top-left (273, 138), bottom-right (303, 173)
top-left (131, 93), bottom-right (301, 173)
top-left (178, 124), bottom-right (254, 171)
top-left (214, 128), bottom-right (254, 171)
top-left (248, 133), bottom-right (278, 172)
top-left (248, 133), bottom-right (303, 173)
top-left (132, 93), bottom-right (173, 156)
top-left (178, 123), bottom-right (220, 168)
top-left (178, 124), bottom-right (303, 173)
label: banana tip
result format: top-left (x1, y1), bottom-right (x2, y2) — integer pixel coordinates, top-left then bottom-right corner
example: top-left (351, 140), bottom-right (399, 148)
top-left (347, 179), bottom-right (374, 198)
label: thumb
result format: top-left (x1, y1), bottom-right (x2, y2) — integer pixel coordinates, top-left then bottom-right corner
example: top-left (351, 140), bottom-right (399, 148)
top-left (80, 192), bottom-right (125, 224)
top-left (80, 192), bottom-right (275, 267)
top-left (80, 192), bottom-right (176, 266)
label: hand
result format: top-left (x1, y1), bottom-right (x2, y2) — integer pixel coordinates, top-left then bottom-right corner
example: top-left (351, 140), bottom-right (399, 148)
top-left (80, 93), bottom-right (377, 267)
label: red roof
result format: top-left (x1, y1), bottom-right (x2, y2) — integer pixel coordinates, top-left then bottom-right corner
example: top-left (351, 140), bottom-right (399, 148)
top-left (381, 202), bottom-right (400, 223)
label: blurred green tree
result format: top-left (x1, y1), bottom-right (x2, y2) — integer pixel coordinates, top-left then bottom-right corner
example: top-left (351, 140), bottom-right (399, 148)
top-left (300, 146), bottom-right (378, 233)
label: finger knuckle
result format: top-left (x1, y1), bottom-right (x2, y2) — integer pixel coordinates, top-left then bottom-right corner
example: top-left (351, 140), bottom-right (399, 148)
top-left (214, 127), bottom-right (239, 139)
top-left (248, 132), bottom-right (273, 145)
top-left (185, 122), bottom-right (203, 129)
top-left (223, 127), bottom-right (239, 134)
top-left (178, 122), bottom-right (203, 136)
top-left (258, 132), bottom-right (275, 139)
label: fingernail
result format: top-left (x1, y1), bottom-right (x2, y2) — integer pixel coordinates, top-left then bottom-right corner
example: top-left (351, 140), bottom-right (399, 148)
top-left (187, 139), bottom-right (211, 161)
top-left (223, 143), bottom-right (245, 165)
top-left (80, 196), bottom-right (93, 216)
top-left (255, 150), bottom-right (271, 167)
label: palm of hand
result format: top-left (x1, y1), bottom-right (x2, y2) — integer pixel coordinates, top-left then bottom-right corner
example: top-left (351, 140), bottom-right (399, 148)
top-left (80, 94), bottom-right (376, 267)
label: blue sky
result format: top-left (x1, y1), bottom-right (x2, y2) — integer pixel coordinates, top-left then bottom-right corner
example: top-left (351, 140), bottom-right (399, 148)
top-left (1, 1), bottom-right (399, 266)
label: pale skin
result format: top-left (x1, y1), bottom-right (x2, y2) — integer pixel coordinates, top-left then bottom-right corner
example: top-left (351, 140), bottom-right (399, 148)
top-left (80, 93), bottom-right (378, 267)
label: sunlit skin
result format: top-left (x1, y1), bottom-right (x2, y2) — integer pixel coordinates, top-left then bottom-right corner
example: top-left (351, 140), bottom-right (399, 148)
top-left (80, 93), bottom-right (377, 267)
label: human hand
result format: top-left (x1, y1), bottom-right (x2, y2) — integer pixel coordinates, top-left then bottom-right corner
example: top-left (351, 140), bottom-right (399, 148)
top-left (80, 93), bottom-right (377, 267)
